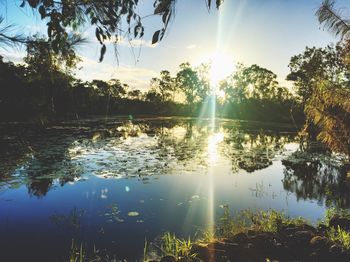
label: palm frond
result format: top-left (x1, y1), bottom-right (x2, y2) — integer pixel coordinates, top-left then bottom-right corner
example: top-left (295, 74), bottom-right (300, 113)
top-left (316, 0), bottom-right (350, 40)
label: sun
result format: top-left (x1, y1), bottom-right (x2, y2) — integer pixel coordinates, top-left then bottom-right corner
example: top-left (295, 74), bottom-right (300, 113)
top-left (209, 52), bottom-right (235, 86)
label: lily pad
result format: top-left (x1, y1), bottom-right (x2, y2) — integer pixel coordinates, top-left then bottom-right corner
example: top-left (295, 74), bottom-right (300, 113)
top-left (127, 211), bottom-right (139, 217)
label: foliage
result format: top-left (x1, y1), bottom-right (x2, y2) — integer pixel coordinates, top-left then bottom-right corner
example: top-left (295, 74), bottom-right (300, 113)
top-left (287, 45), bottom-right (348, 104)
top-left (151, 70), bottom-right (175, 102)
top-left (304, 80), bottom-right (350, 155)
top-left (175, 62), bottom-right (203, 105)
top-left (20, 0), bottom-right (223, 61)
top-left (327, 226), bottom-right (350, 249)
top-left (69, 239), bottom-right (85, 262)
top-left (0, 51), bottom-right (303, 123)
top-left (0, 16), bottom-right (26, 48)
top-left (159, 232), bottom-right (196, 259)
top-left (324, 208), bottom-right (350, 226)
top-left (317, 0), bottom-right (350, 40)
top-left (218, 207), bottom-right (308, 238)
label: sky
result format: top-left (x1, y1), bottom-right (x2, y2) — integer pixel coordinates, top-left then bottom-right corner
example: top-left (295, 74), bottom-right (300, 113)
top-left (0, 0), bottom-right (348, 90)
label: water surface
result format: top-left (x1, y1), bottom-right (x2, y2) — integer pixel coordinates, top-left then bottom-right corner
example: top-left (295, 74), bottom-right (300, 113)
top-left (0, 117), bottom-right (349, 261)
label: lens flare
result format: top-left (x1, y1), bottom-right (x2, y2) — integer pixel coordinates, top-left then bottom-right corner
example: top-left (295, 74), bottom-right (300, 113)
top-left (209, 52), bottom-right (235, 87)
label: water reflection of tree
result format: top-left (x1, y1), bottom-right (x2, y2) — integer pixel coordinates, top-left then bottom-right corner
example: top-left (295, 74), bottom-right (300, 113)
top-left (282, 151), bottom-right (350, 208)
top-left (153, 120), bottom-right (297, 173)
top-left (0, 119), bottom-right (300, 197)
top-left (223, 126), bottom-right (296, 173)
top-left (0, 127), bottom-right (82, 197)
top-left (153, 120), bottom-right (209, 169)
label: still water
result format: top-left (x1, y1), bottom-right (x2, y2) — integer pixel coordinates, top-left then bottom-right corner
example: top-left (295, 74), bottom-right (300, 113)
top-left (0, 117), bottom-right (349, 261)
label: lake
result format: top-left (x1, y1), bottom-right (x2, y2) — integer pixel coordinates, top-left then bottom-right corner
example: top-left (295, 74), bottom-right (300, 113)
top-left (0, 117), bottom-right (349, 261)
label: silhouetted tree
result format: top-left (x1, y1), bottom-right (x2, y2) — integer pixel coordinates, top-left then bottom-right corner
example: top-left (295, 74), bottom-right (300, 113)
top-left (150, 70), bottom-right (174, 102)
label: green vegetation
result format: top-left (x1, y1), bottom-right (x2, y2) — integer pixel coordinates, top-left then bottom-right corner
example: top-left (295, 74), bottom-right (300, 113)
top-left (3, 1), bottom-right (350, 157)
top-left (158, 232), bottom-right (196, 259)
top-left (69, 239), bottom-right (85, 262)
top-left (327, 226), bottom-right (350, 249)
top-left (0, 41), bottom-right (303, 124)
top-left (218, 207), bottom-right (308, 238)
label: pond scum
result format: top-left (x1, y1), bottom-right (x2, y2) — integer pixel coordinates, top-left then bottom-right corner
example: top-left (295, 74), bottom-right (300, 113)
top-left (68, 208), bottom-right (350, 262)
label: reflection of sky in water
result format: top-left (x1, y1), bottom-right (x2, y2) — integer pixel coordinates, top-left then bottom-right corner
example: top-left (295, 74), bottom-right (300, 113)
top-left (0, 118), bottom-right (348, 260)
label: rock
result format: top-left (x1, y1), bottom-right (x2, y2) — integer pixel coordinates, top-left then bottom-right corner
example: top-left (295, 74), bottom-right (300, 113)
top-left (247, 229), bottom-right (256, 236)
top-left (160, 256), bottom-right (176, 262)
top-left (178, 257), bottom-right (194, 262)
top-left (310, 236), bottom-right (331, 250)
top-left (249, 233), bottom-right (275, 250)
top-left (287, 230), bottom-right (314, 249)
top-left (301, 224), bottom-right (317, 234)
top-left (329, 244), bottom-right (342, 255)
top-left (282, 225), bottom-right (299, 235)
top-left (207, 241), bottom-right (227, 251)
top-left (229, 232), bottom-right (248, 243)
top-left (329, 216), bottom-right (350, 230)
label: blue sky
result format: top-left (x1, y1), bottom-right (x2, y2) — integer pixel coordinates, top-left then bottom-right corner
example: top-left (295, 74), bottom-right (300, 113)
top-left (0, 0), bottom-right (348, 90)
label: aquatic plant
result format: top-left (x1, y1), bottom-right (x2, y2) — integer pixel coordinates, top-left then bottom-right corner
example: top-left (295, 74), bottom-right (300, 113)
top-left (68, 239), bottom-right (119, 262)
top-left (327, 226), bottom-right (350, 249)
top-left (324, 207), bottom-right (350, 226)
top-left (217, 207), bottom-right (308, 238)
top-left (158, 232), bottom-right (197, 259)
top-left (69, 239), bottom-right (85, 262)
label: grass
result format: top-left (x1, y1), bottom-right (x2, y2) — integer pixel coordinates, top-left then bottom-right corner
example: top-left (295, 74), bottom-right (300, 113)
top-left (68, 239), bottom-right (118, 262)
top-left (323, 207), bottom-right (350, 227)
top-left (217, 206), bottom-right (308, 238)
top-left (67, 207), bottom-right (350, 261)
top-left (327, 226), bottom-right (350, 250)
top-left (157, 232), bottom-right (197, 259)
top-left (69, 239), bottom-right (85, 262)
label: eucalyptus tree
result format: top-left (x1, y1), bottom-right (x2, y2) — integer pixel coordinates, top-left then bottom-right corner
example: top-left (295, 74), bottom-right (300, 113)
top-left (19, 0), bottom-right (224, 61)
top-left (222, 64), bottom-right (279, 102)
top-left (175, 62), bottom-right (202, 106)
top-left (150, 70), bottom-right (174, 102)
top-left (24, 35), bottom-right (82, 116)
top-left (287, 45), bottom-right (348, 104)
top-left (128, 89), bottom-right (142, 100)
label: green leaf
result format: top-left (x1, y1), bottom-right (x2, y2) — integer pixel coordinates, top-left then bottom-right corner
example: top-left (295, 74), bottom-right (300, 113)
top-left (99, 44), bottom-right (106, 62)
top-left (152, 30), bottom-right (160, 44)
top-left (39, 5), bottom-right (46, 19)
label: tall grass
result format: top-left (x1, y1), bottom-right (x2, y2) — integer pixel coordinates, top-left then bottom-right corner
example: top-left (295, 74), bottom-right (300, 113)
top-left (158, 232), bottom-right (196, 259)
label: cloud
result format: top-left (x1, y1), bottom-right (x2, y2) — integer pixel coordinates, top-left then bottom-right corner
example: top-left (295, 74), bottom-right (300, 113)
top-left (90, 35), bottom-right (158, 48)
top-left (186, 44), bottom-right (197, 49)
top-left (1, 48), bottom-right (26, 64)
top-left (76, 56), bottom-right (157, 90)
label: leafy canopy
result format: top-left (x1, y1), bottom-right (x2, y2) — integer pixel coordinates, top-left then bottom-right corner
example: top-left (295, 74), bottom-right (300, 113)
top-left (20, 0), bottom-right (224, 61)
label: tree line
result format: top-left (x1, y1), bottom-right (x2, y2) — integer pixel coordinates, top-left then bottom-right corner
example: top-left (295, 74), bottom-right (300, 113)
top-left (0, 34), bottom-right (305, 123)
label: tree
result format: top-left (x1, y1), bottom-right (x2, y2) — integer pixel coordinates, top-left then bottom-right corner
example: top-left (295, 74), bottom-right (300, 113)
top-left (20, 0), bottom-right (223, 61)
top-left (195, 63), bottom-right (211, 101)
top-left (145, 89), bottom-right (161, 103)
top-left (24, 35), bottom-right (81, 117)
top-left (128, 89), bottom-right (142, 100)
top-left (150, 70), bottom-right (174, 102)
top-left (316, 0), bottom-right (350, 40)
top-left (176, 62), bottom-right (202, 105)
top-left (284, 0), bottom-right (350, 155)
top-left (222, 64), bottom-right (279, 102)
top-left (287, 45), bottom-right (348, 104)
